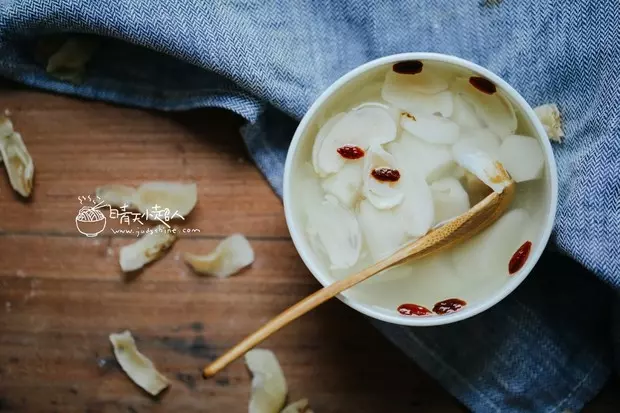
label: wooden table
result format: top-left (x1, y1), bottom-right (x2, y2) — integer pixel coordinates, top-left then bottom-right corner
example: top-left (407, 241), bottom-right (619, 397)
top-left (0, 81), bottom-right (617, 412)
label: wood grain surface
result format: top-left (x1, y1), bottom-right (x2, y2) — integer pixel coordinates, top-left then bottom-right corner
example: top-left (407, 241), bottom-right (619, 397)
top-left (0, 81), bottom-right (618, 413)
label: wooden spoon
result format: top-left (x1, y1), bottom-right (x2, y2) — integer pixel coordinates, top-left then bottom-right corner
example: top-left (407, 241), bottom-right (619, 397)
top-left (203, 178), bottom-right (515, 378)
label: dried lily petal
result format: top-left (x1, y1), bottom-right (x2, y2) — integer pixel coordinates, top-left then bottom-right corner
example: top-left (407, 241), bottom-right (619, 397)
top-left (321, 162), bottom-right (363, 208)
top-left (451, 95), bottom-right (485, 130)
top-left (387, 132), bottom-right (454, 182)
top-left (358, 199), bottom-right (407, 261)
top-left (312, 112), bottom-right (346, 176)
top-left (534, 103), bottom-right (564, 142)
top-left (452, 143), bottom-right (512, 193)
top-left (382, 86), bottom-right (453, 118)
top-left (363, 145), bottom-right (404, 210)
top-left (135, 182), bottom-right (197, 218)
top-left (400, 113), bottom-right (460, 145)
top-left (0, 132), bottom-right (34, 197)
top-left (384, 64), bottom-right (449, 95)
top-left (119, 224), bottom-right (177, 272)
top-left (184, 234), bottom-right (254, 277)
top-left (46, 36), bottom-right (99, 84)
top-left (96, 185), bottom-right (137, 208)
top-left (451, 77), bottom-right (517, 137)
top-left (109, 330), bottom-right (170, 396)
top-left (281, 399), bottom-right (314, 413)
top-left (0, 116), bottom-right (12, 139)
top-left (430, 177), bottom-right (470, 224)
top-left (498, 135), bottom-right (544, 182)
top-left (245, 349), bottom-right (287, 413)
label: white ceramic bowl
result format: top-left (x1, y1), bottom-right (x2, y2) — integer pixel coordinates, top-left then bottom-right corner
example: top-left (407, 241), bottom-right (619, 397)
top-left (283, 52), bottom-right (558, 326)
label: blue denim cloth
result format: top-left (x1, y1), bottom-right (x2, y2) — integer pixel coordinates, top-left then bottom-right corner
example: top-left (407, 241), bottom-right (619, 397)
top-left (1, 1), bottom-right (619, 412)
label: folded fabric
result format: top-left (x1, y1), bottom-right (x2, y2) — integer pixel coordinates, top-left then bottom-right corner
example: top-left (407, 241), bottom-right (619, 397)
top-left (1, 1), bottom-right (619, 412)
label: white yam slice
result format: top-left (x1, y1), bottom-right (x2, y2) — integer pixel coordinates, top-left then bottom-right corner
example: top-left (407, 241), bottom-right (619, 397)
top-left (451, 208), bottom-right (532, 283)
top-left (400, 113), bottom-right (460, 145)
top-left (452, 142), bottom-right (512, 193)
top-left (498, 135), bottom-right (544, 182)
top-left (430, 177), bottom-right (470, 224)
top-left (245, 349), bottom-right (287, 413)
top-left (395, 168), bottom-right (434, 237)
top-left (313, 106), bottom-right (397, 176)
top-left (451, 77), bottom-right (517, 137)
top-left (534, 103), bottom-right (564, 142)
top-left (452, 129), bottom-right (501, 162)
top-left (321, 161), bottom-right (363, 208)
top-left (382, 87), bottom-right (453, 118)
top-left (383, 65), bottom-right (449, 96)
top-left (363, 145), bottom-right (404, 209)
top-left (0, 132), bottom-right (34, 197)
top-left (119, 224), bottom-right (176, 272)
top-left (312, 112), bottom-right (346, 176)
top-left (387, 133), bottom-right (454, 183)
top-left (96, 185), bottom-right (137, 208)
top-left (109, 330), bottom-right (170, 396)
top-left (358, 200), bottom-right (407, 261)
top-left (184, 234), bottom-right (254, 277)
top-left (135, 182), bottom-right (197, 218)
top-left (282, 399), bottom-right (314, 413)
top-left (451, 95), bottom-right (485, 130)
top-left (306, 195), bottom-right (361, 269)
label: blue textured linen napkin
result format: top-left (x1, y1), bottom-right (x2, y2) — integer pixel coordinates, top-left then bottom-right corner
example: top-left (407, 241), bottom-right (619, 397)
top-left (1, 1), bottom-right (619, 412)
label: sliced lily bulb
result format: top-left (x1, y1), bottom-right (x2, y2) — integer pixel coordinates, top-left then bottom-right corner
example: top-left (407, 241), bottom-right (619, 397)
top-left (119, 224), bottom-right (177, 272)
top-left (451, 77), bottom-right (517, 137)
top-left (282, 399), bottom-right (314, 413)
top-left (384, 62), bottom-right (449, 95)
top-left (184, 234), bottom-right (254, 278)
top-left (452, 142), bottom-right (512, 194)
top-left (351, 101), bottom-right (400, 124)
top-left (306, 195), bottom-right (361, 269)
top-left (395, 169), bottom-right (434, 237)
top-left (312, 112), bottom-right (346, 176)
top-left (451, 95), bottom-right (485, 130)
top-left (430, 177), bottom-right (470, 224)
top-left (498, 135), bottom-right (544, 182)
top-left (0, 132), bottom-right (34, 197)
top-left (135, 182), bottom-right (197, 218)
top-left (400, 112), bottom-right (460, 145)
top-left (109, 330), bottom-right (170, 396)
top-left (453, 129), bottom-right (501, 158)
top-left (363, 145), bottom-right (404, 209)
top-left (321, 162), bottom-right (363, 208)
top-left (358, 200), bottom-right (407, 261)
top-left (96, 185), bottom-right (137, 208)
top-left (313, 106), bottom-right (397, 176)
top-left (382, 86), bottom-right (454, 118)
top-left (245, 349), bottom-right (287, 413)
top-left (534, 103), bottom-right (564, 142)
top-left (388, 133), bottom-right (454, 182)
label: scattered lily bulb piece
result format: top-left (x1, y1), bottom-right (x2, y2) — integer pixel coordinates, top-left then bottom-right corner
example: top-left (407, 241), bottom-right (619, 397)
top-left (135, 182), bottom-right (197, 218)
top-left (388, 133), bottom-right (454, 183)
top-left (119, 225), bottom-right (177, 272)
top-left (96, 185), bottom-right (137, 208)
top-left (363, 145), bottom-right (404, 209)
top-left (451, 77), bottom-right (517, 137)
top-left (109, 330), bottom-right (170, 396)
top-left (534, 103), bottom-right (564, 142)
top-left (400, 112), bottom-right (460, 145)
top-left (184, 234), bottom-right (254, 278)
top-left (453, 129), bottom-right (501, 159)
top-left (395, 169), bottom-right (434, 237)
top-left (430, 177), bottom-right (470, 224)
top-left (0, 132), bottom-right (34, 197)
top-left (498, 135), bottom-right (544, 182)
top-left (0, 116), bottom-right (13, 139)
top-left (245, 349), bottom-right (287, 413)
top-left (321, 162), bottom-right (363, 208)
top-left (281, 399), bottom-right (314, 413)
top-left (312, 105), bottom-right (397, 176)
top-left (307, 195), bottom-right (362, 269)
top-left (358, 200), bottom-right (407, 261)
top-left (451, 95), bottom-right (485, 130)
top-left (46, 36), bottom-right (99, 84)
top-left (452, 143), bottom-right (512, 193)
top-left (383, 62), bottom-right (449, 95)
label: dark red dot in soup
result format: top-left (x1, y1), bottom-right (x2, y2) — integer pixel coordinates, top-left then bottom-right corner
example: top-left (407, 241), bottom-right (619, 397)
top-left (371, 167), bottom-right (401, 182)
top-left (469, 76), bottom-right (497, 95)
top-left (393, 60), bottom-right (424, 75)
top-left (336, 144), bottom-right (365, 160)
top-left (433, 298), bottom-right (467, 315)
top-left (397, 303), bottom-right (432, 316)
top-left (509, 241), bottom-right (532, 275)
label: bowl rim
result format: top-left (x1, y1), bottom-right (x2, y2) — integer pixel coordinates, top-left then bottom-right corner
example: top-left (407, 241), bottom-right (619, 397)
top-left (283, 52), bottom-right (558, 327)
